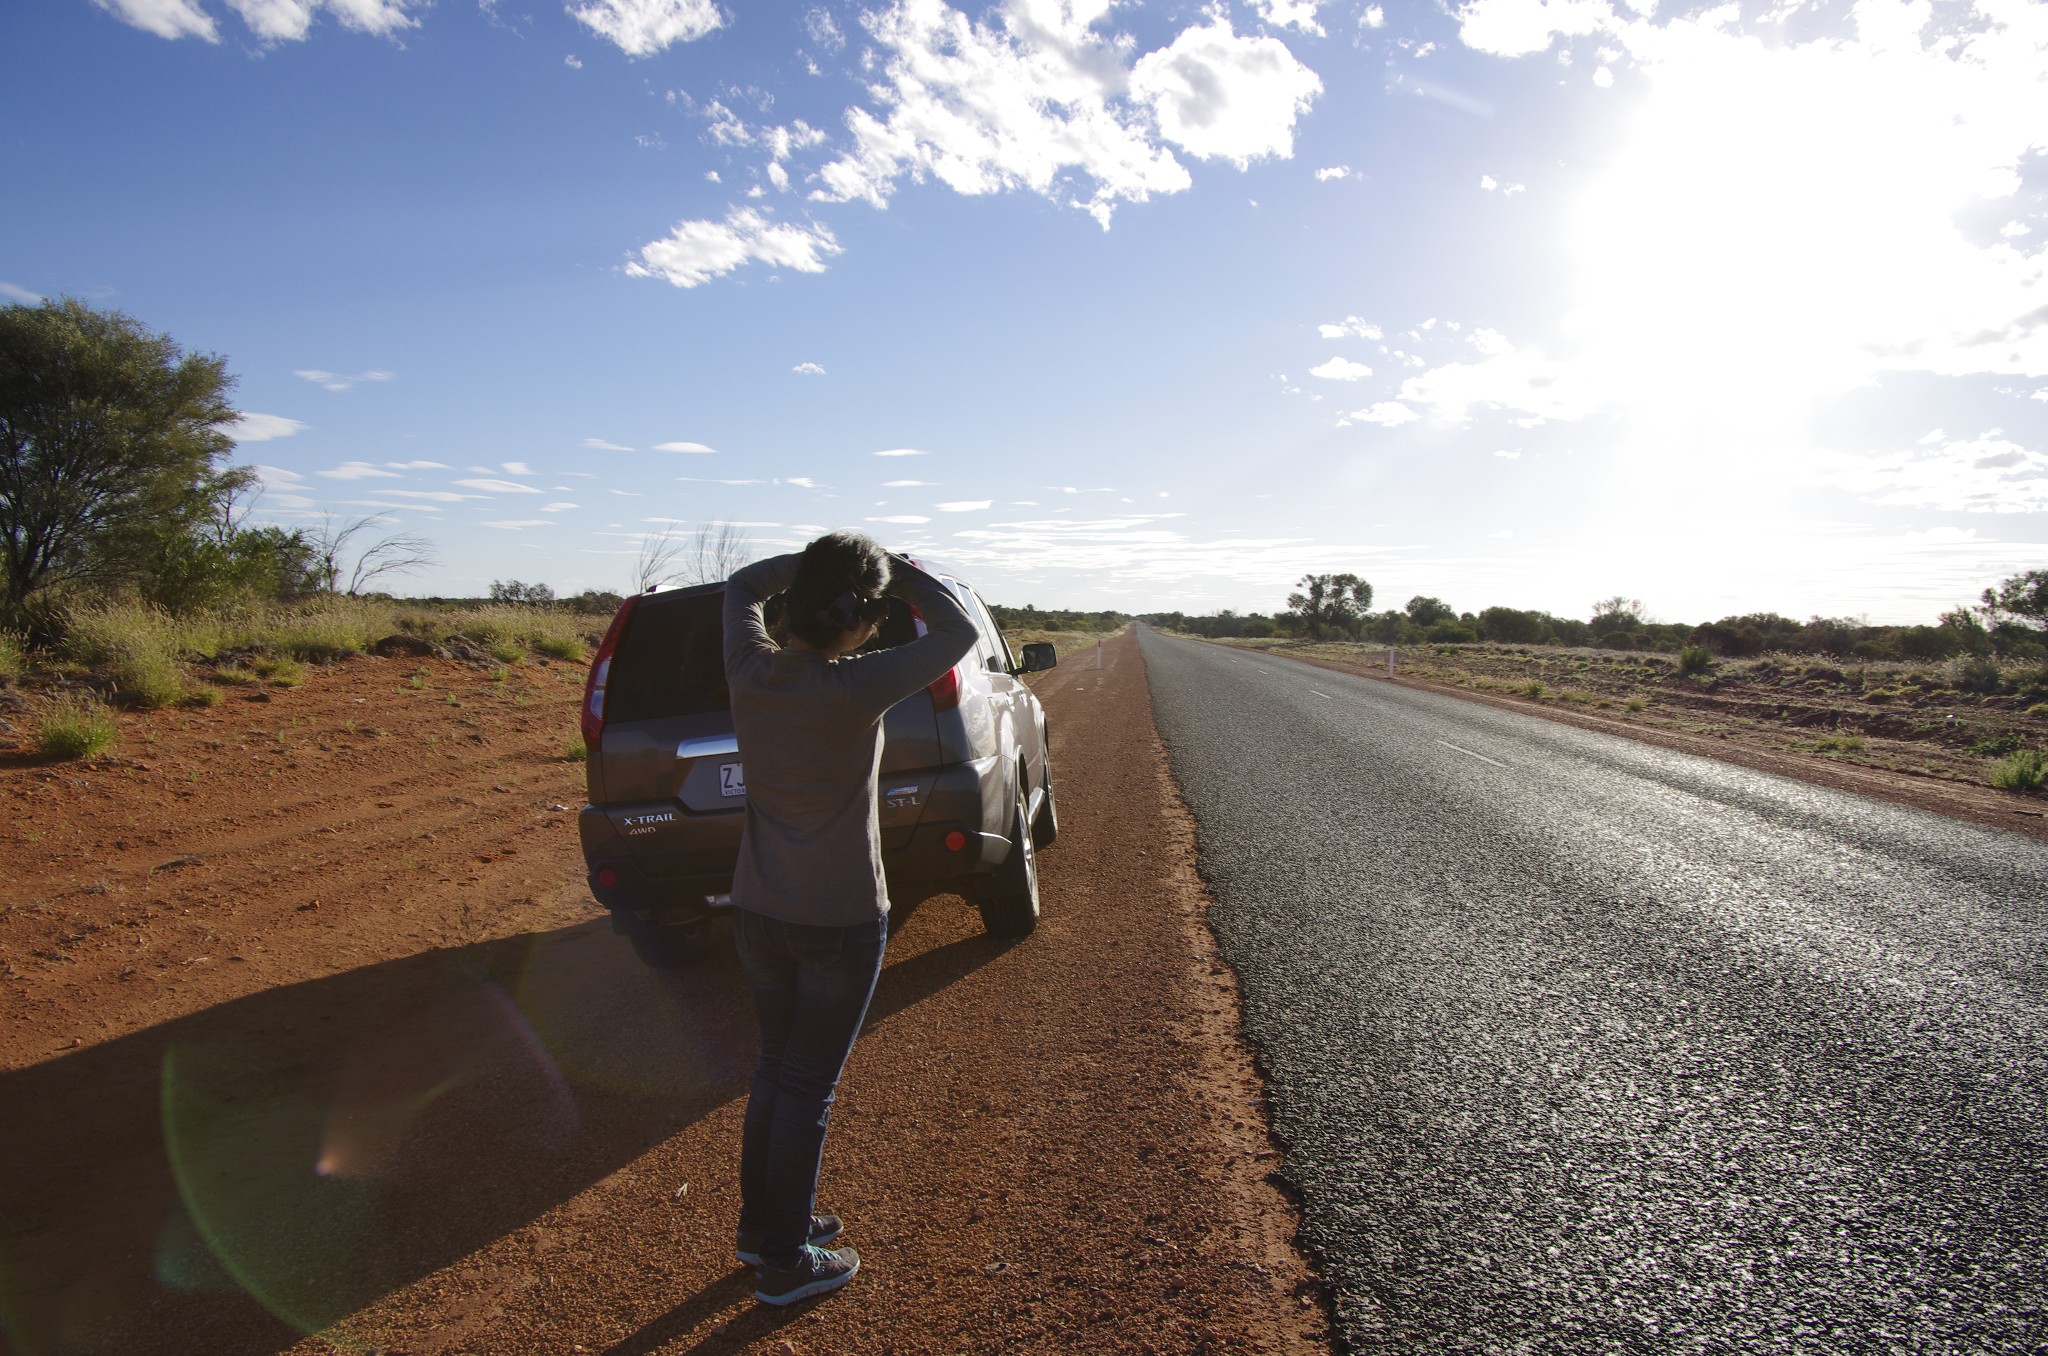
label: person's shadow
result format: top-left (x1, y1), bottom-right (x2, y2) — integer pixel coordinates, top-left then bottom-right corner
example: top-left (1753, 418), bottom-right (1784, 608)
top-left (0, 915), bottom-right (1006, 1355)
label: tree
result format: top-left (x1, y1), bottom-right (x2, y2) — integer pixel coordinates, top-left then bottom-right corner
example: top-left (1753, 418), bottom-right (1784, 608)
top-left (635, 520), bottom-right (753, 592)
top-left (1980, 569), bottom-right (2048, 632)
top-left (1405, 595), bottom-right (1455, 628)
top-left (1286, 573), bottom-right (1373, 640)
top-left (1589, 596), bottom-right (1645, 635)
top-left (307, 513), bottom-right (436, 596)
top-left (490, 580), bottom-right (556, 605)
top-left (0, 298), bottom-right (237, 611)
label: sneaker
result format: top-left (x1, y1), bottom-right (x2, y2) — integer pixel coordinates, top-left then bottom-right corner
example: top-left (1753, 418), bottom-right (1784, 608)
top-left (753, 1244), bottom-right (860, 1306)
top-left (735, 1213), bottom-right (844, 1267)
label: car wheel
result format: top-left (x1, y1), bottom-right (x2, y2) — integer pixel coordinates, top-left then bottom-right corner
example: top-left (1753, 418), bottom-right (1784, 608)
top-left (972, 788), bottom-right (1040, 939)
top-left (1029, 753), bottom-right (1059, 850)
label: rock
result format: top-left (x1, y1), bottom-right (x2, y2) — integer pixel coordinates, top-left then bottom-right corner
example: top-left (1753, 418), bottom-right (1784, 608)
top-left (442, 639), bottom-right (490, 663)
top-left (371, 634), bottom-right (445, 659)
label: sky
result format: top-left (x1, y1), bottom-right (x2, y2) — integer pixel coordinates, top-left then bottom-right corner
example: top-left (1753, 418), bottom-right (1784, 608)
top-left (3, 0), bottom-right (2045, 624)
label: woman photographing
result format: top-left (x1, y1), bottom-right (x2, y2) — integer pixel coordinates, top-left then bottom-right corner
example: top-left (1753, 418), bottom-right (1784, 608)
top-left (720, 530), bottom-right (978, 1305)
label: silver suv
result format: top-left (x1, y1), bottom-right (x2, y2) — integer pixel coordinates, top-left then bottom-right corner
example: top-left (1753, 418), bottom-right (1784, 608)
top-left (577, 558), bottom-right (1059, 965)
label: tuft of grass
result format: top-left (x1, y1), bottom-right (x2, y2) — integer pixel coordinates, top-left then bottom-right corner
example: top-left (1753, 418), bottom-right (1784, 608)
top-left (488, 665), bottom-right (509, 684)
top-left (533, 634), bottom-right (586, 662)
top-left (252, 656), bottom-right (305, 688)
top-left (1677, 644), bottom-right (1714, 676)
top-left (0, 630), bottom-right (25, 682)
top-left (1991, 749), bottom-right (2045, 794)
top-left (1625, 695), bottom-right (1647, 712)
top-left (1811, 734), bottom-right (1867, 754)
top-left (564, 736), bottom-right (587, 762)
top-left (213, 664), bottom-right (259, 686)
top-left (1863, 687), bottom-right (1908, 704)
top-left (2026, 702), bottom-right (2048, 719)
top-left (407, 674), bottom-right (426, 691)
top-left (1521, 680), bottom-right (1546, 699)
top-left (489, 641), bottom-right (523, 665)
top-left (38, 696), bottom-right (118, 761)
top-left (180, 686), bottom-right (224, 709)
top-left (1969, 733), bottom-right (2022, 757)
top-left (1558, 689), bottom-right (1597, 705)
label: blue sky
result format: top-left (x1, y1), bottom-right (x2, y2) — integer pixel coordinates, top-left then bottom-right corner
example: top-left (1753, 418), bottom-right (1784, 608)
top-left (4, 0), bottom-right (2045, 623)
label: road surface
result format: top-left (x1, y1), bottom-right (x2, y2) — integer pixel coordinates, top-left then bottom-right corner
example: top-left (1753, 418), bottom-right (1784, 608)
top-left (1140, 626), bottom-right (2048, 1354)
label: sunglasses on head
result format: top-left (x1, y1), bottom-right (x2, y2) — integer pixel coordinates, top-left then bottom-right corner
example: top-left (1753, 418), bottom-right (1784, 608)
top-left (815, 591), bottom-right (891, 631)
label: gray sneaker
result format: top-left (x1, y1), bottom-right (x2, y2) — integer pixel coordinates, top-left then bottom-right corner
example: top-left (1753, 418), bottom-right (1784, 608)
top-left (753, 1244), bottom-right (860, 1306)
top-left (735, 1213), bottom-right (843, 1267)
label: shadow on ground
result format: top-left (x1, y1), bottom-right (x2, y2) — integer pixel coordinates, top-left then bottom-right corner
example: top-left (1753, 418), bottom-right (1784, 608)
top-left (0, 913), bottom-right (1004, 1356)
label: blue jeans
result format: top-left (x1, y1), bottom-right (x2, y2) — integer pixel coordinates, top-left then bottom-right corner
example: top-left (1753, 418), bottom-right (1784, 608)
top-left (734, 909), bottom-right (888, 1269)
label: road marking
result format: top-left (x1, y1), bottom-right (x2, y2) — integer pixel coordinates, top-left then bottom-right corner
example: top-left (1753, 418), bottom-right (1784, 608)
top-left (1255, 666), bottom-right (1271, 673)
top-left (1307, 689), bottom-right (1332, 699)
top-left (1436, 739), bottom-right (1507, 768)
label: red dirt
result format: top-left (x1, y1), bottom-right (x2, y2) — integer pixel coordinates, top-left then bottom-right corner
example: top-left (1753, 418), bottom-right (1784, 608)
top-left (0, 634), bottom-right (1330, 1355)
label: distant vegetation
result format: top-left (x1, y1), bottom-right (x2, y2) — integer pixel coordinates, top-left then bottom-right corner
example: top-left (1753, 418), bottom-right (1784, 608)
top-left (1144, 569), bottom-right (2048, 664)
top-left (988, 604), bottom-right (1131, 634)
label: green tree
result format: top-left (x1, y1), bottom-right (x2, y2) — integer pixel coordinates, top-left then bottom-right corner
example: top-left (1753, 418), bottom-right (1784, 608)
top-left (0, 299), bottom-right (238, 612)
top-left (1589, 595), bottom-right (1646, 636)
top-left (1980, 569), bottom-right (2048, 631)
top-left (1287, 573), bottom-right (1373, 640)
top-left (1405, 595), bottom-right (1455, 627)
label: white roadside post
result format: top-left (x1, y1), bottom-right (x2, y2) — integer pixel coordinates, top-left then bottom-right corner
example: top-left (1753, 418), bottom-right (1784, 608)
top-left (1095, 640), bottom-right (1103, 669)
top-left (1388, 646), bottom-right (1395, 679)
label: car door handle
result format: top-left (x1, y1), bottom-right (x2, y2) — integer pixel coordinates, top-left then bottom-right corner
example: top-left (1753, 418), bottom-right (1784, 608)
top-left (677, 735), bottom-right (741, 759)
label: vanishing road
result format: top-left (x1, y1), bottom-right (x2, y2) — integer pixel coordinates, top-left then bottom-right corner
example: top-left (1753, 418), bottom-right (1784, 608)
top-left (1140, 627), bottom-right (2048, 1354)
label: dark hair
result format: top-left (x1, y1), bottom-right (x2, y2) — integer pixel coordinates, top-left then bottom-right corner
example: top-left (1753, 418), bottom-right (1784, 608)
top-left (785, 530), bottom-right (891, 649)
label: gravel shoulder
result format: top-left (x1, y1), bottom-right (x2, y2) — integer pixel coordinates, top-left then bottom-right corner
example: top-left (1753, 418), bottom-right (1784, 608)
top-left (0, 631), bottom-right (1328, 1355)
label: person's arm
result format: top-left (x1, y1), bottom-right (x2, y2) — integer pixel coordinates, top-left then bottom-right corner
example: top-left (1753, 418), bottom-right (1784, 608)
top-left (723, 552), bottom-right (802, 679)
top-left (838, 555), bottom-right (978, 717)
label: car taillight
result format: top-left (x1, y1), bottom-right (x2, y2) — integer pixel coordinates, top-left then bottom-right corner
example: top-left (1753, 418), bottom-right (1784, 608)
top-left (581, 593), bottom-right (640, 746)
top-left (905, 600), bottom-right (963, 712)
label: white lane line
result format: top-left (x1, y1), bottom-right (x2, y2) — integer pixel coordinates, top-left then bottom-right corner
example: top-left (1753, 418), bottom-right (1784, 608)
top-left (1307, 689), bottom-right (1332, 699)
top-left (1255, 666), bottom-right (1271, 673)
top-left (1436, 738), bottom-right (1507, 768)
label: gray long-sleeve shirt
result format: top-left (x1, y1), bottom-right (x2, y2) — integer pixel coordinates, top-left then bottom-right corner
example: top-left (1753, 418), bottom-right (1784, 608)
top-left (722, 552), bottom-right (978, 927)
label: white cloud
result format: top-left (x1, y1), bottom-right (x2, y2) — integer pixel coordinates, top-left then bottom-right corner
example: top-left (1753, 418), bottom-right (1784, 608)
top-left (482, 520), bottom-right (555, 530)
top-left (0, 280), bottom-right (45, 304)
top-left (295, 368), bottom-right (394, 391)
top-left (229, 0), bottom-right (422, 40)
top-left (1251, 0), bottom-right (1323, 35)
top-left (91, 0), bottom-right (219, 39)
top-left (1350, 401), bottom-right (1420, 426)
top-left (628, 209), bottom-right (840, 289)
top-left (565, 52), bottom-right (583, 67)
top-left (785, 476), bottom-right (823, 488)
top-left (1469, 327), bottom-right (1513, 356)
top-left (1361, 4), bottom-right (1385, 27)
top-left (653, 440), bottom-right (717, 452)
top-left (868, 514), bottom-right (931, 524)
top-left (583, 438), bottom-right (635, 451)
top-left (503, 461), bottom-right (535, 475)
top-left (1314, 166), bottom-right (1351, 182)
top-left (883, 479), bottom-right (934, 487)
top-left (1130, 18), bottom-right (1323, 169)
top-left (1494, 449), bottom-right (1522, 459)
top-left (935, 499), bottom-right (992, 511)
top-left (811, 2), bottom-right (1317, 228)
top-left (221, 412), bottom-right (305, 442)
top-left (1816, 431), bottom-right (2048, 514)
top-left (377, 489), bottom-right (481, 501)
top-left (566, 0), bottom-right (721, 56)
top-left (317, 460), bottom-right (402, 480)
top-left (792, 361), bottom-right (827, 375)
top-left (1480, 174), bottom-right (1497, 190)
top-left (542, 501), bottom-right (580, 511)
top-left (1309, 356), bottom-right (1374, 381)
top-left (1319, 316), bottom-right (1381, 340)
top-left (873, 447), bottom-right (927, 457)
top-left (455, 478), bottom-right (544, 493)
top-left (386, 459), bottom-right (449, 469)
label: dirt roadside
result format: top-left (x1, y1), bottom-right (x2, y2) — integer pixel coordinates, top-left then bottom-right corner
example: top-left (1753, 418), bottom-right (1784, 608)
top-left (0, 632), bottom-right (1330, 1355)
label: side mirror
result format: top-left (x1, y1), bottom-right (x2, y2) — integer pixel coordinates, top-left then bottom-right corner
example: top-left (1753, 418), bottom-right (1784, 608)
top-left (1019, 642), bottom-right (1057, 673)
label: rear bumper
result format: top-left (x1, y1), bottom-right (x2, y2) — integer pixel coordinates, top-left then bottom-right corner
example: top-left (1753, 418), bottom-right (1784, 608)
top-left (579, 760), bottom-right (1009, 927)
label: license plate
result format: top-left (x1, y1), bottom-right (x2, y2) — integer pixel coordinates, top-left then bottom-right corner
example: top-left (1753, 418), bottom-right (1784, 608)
top-left (719, 761), bottom-right (746, 798)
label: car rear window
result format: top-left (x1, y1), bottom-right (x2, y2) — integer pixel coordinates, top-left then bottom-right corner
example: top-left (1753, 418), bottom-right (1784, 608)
top-left (606, 587), bottom-right (730, 722)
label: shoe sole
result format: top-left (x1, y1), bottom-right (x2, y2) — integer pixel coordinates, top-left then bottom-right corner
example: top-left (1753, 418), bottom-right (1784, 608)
top-left (735, 1221), bottom-right (844, 1267)
top-left (754, 1255), bottom-right (858, 1307)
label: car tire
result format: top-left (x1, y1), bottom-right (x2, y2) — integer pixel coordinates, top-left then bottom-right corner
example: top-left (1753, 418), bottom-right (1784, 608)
top-left (973, 788), bottom-right (1040, 939)
top-left (1029, 752), bottom-right (1059, 850)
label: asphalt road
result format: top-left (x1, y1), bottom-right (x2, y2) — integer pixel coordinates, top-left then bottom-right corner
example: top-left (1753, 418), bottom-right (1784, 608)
top-left (1138, 627), bottom-right (2048, 1354)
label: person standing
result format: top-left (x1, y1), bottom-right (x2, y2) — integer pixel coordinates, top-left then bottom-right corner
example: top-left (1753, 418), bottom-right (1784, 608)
top-left (721, 531), bottom-right (977, 1306)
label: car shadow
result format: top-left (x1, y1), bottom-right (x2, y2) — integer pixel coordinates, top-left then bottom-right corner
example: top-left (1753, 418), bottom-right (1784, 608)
top-left (0, 916), bottom-right (1006, 1356)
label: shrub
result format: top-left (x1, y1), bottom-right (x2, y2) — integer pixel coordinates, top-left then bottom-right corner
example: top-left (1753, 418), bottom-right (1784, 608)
top-left (1625, 695), bottom-right (1647, 712)
top-left (1990, 749), bottom-right (2045, 794)
top-left (1239, 619), bottom-right (1275, 639)
top-left (1677, 645), bottom-right (1714, 676)
top-left (180, 686), bottom-right (224, 708)
top-left (252, 656), bottom-right (305, 688)
top-left (2028, 702), bottom-right (2048, 718)
top-left (564, 736), bottom-right (587, 762)
top-left (38, 696), bottom-right (117, 760)
top-left (1811, 734), bottom-right (1867, 754)
top-left (1947, 654), bottom-right (2005, 695)
top-left (533, 633), bottom-right (587, 662)
top-left (1521, 680), bottom-right (1546, 698)
top-left (213, 663), bottom-right (259, 686)
top-left (0, 631), bottom-right (24, 682)
top-left (1969, 733), bottom-right (2022, 757)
